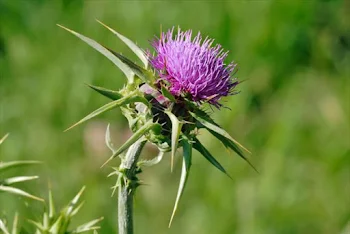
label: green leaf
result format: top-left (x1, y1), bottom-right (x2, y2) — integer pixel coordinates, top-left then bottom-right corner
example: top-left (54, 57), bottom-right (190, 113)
top-left (0, 133), bottom-right (9, 145)
top-left (209, 130), bottom-right (258, 173)
top-left (86, 84), bottom-right (123, 100)
top-left (96, 20), bottom-right (149, 68)
top-left (101, 121), bottom-right (156, 167)
top-left (161, 86), bottom-right (176, 102)
top-left (0, 185), bottom-right (44, 202)
top-left (64, 94), bottom-right (147, 132)
top-left (57, 24), bottom-right (134, 83)
top-left (72, 217), bottom-right (103, 233)
top-left (193, 138), bottom-right (231, 179)
top-left (164, 110), bottom-right (183, 172)
top-left (169, 136), bottom-right (192, 227)
top-left (106, 49), bottom-right (155, 83)
top-left (190, 111), bottom-right (251, 153)
top-left (2, 176), bottom-right (39, 185)
top-left (0, 161), bottom-right (41, 173)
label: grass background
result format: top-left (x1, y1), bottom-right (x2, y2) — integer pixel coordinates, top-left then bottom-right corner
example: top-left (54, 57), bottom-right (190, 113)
top-left (1, 0), bottom-right (349, 233)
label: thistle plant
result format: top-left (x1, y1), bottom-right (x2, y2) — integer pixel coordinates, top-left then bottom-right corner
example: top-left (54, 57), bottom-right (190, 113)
top-left (59, 21), bottom-right (256, 234)
top-left (29, 187), bottom-right (103, 234)
top-left (0, 133), bottom-right (43, 202)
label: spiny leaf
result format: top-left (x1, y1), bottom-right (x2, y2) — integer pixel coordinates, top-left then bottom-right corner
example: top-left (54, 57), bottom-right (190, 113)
top-left (209, 130), bottom-right (258, 173)
top-left (2, 176), bottom-right (39, 185)
top-left (0, 185), bottom-right (44, 202)
top-left (190, 111), bottom-right (251, 153)
top-left (101, 121), bottom-right (156, 167)
top-left (86, 84), bottom-right (122, 100)
top-left (96, 20), bottom-right (149, 68)
top-left (193, 138), bottom-right (231, 179)
top-left (164, 110), bottom-right (183, 172)
top-left (169, 136), bottom-right (192, 227)
top-left (57, 24), bottom-right (134, 82)
top-left (0, 133), bottom-right (9, 145)
top-left (64, 94), bottom-right (147, 132)
top-left (72, 217), bottom-right (104, 233)
top-left (0, 161), bottom-right (41, 172)
top-left (106, 49), bottom-right (155, 83)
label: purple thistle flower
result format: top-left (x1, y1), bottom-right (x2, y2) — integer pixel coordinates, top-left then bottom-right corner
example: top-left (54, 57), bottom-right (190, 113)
top-left (149, 27), bottom-right (239, 106)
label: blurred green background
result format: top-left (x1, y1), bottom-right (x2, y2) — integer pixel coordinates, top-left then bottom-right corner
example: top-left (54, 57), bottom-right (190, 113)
top-left (1, 0), bottom-right (349, 233)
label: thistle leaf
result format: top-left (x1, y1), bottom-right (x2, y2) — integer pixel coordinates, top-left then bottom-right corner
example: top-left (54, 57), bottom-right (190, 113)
top-left (0, 161), bottom-right (41, 173)
top-left (0, 219), bottom-right (10, 234)
top-left (64, 95), bottom-right (145, 132)
top-left (0, 185), bottom-right (44, 202)
top-left (96, 20), bottom-right (149, 68)
top-left (209, 130), bottom-right (258, 173)
top-left (193, 138), bottom-right (231, 179)
top-left (72, 217), bottom-right (104, 233)
top-left (2, 176), bottom-right (39, 185)
top-left (57, 24), bottom-right (134, 82)
top-left (86, 84), bottom-right (123, 100)
top-left (0, 133), bottom-right (9, 145)
top-left (164, 110), bottom-right (183, 172)
top-left (101, 121), bottom-right (156, 167)
top-left (190, 111), bottom-right (251, 153)
top-left (169, 136), bottom-right (192, 227)
top-left (11, 213), bottom-right (18, 234)
top-left (106, 49), bottom-right (155, 83)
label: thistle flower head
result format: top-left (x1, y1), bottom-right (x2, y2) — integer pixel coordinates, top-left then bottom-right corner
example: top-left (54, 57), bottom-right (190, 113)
top-left (150, 28), bottom-right (238, 106)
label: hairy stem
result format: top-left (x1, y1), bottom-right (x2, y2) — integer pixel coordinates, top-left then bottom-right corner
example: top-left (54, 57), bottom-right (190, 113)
top-left (118, 139), bottom-right (146, 234)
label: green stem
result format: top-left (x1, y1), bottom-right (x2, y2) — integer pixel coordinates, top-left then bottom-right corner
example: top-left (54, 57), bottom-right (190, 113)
top-left (118, 139), bottom-right (146, 234)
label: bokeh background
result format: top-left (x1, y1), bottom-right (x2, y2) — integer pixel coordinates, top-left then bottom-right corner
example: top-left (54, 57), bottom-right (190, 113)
top-left (1, 1), bottom-right (349, 233)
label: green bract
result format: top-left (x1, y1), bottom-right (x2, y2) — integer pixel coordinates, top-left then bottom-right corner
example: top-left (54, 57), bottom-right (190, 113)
top-left (59, 21), bottom-right (256, 226)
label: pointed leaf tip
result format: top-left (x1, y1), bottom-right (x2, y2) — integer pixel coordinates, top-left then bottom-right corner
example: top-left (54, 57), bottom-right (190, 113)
top-left (64, 95), bottom-right (138, 132)
top-left (96, 19), bottom-right (149, 68)
top-left (57, 24), bottom-right (134, 82)
top-left (169, 136), bottom-right (192, 227)
top-left (0, 133), bottom-right (9, 145)
top-left (193, 138), bottom-right (232, 180)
